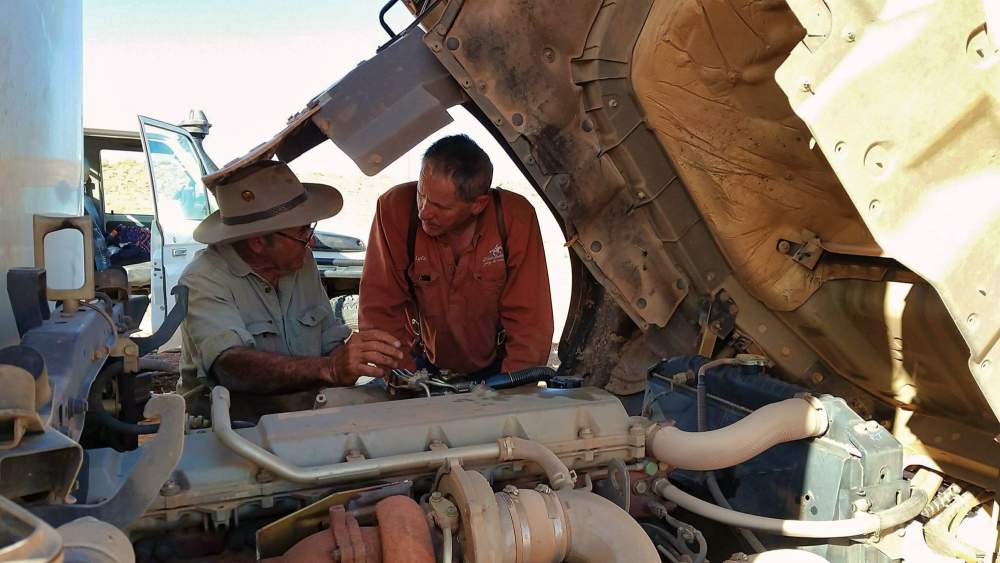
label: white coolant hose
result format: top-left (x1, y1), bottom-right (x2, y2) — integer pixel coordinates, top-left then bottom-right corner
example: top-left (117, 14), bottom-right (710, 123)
top-left (647, 397), bottom-right (828, 470)
top-left (728, 549), bottom-right (830, 562)
top-left (654, 477), bottom-right (930, 539)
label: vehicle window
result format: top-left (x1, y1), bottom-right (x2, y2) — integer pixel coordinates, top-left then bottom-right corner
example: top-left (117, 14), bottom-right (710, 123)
top-left (144, 126), bottom-right (213, 222)
top-left (100, 149), bottom-right (154, 215)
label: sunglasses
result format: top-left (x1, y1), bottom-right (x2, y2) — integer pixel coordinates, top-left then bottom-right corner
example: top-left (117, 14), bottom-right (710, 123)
top-left (274, 223), bottom-right (317, 246)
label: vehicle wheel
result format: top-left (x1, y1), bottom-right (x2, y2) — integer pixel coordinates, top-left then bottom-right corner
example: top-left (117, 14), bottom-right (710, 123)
top-left (331, 294), bottom-right (359, 331)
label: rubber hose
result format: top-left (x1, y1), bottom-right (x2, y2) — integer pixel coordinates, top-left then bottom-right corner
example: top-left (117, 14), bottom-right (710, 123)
top-left (89, 357), bottom-right (255, 435)
top-left (504, 436), bottom-right (574, 490)
top-left (649, 398), bottom-right (828, 471)
top-left (655, 478), bottom-right (932, 539)
top-left (484, 366), bottom-right (555, 389)
top-left (706, 471), bottom-right (767, 553)
top-left (741, 549), bottom-right (829, 562)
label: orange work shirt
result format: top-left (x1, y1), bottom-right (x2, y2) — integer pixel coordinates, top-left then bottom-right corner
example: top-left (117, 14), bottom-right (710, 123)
top-left (359, 182), bottom-right (553, 374)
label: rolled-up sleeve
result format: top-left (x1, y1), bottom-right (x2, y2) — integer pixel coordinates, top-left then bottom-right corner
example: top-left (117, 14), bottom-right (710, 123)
top-left (181, 273), bottom-right (254, 381)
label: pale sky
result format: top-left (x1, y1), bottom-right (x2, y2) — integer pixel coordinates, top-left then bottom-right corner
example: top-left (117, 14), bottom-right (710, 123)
top-left (83, 0), bottom-right (525, 184)
top-left (84, 1), bottom-right (572, 336)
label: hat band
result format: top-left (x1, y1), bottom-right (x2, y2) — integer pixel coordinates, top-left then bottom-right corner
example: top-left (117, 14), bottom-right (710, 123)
top-left (222, 192), bottom-right (308, 226)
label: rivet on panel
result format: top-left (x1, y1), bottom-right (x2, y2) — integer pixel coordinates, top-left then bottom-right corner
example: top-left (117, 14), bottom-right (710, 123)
top-left (590, 241), bottom-right (603, 252)
top-left (843, 29), bottom-right (856, 42)
top-left (446, 37), bottom-right (460, 50)
top-left (981, 359), bottom-right (992, 370)
top-left (967, 313), bottom-right (979, 327)
top-left (431, 42), bottom-right (442, 52)
top-left (834, 142), bottom-right (848, 158)
top-left (675, 279), bottom-right (686, 290)
top-left (542, 47), bottom-right (556, 63)
top-left (868, 199), bottom-right (881, 216)
top-left (581, 119), bottom-right (594, 132)
top-left (757, 324), bottom-right (768, 334)
top-left (864, 144), bottom-right (891, 177)
top-left (511, 113), bottom-right (524, 126)
top-left (608, 97), bottom-right (619, 109)
top-left (637, 298), bottom-right (647, 309)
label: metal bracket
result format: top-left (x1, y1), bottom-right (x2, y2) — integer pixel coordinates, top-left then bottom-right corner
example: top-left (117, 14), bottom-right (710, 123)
top-left (30, 393), bottom-right (185, 528)
top-left (593, 457), bottom-right (631, 511)
top-left (777, 230), bottom-right (824, 270)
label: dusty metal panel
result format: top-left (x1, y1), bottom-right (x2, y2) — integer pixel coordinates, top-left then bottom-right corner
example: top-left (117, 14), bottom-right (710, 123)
top-left (776, 0), bottom-right (1000, 421)
top-left (310, 29), bottom-right (468, 176)
top-left (204, 29), bottom-right (465, 187)
top-left (418, 0), bottom-right (735, 333)
top-left (631, 0), bottom-right (877, 313)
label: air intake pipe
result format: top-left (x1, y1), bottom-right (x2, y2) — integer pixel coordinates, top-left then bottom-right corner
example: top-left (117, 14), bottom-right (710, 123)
top-left (646, 396), bottom-right (829, 471)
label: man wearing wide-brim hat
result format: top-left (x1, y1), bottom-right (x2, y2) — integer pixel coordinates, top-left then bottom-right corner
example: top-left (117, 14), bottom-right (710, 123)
top-left (177, 160), bottom-right (403, 420)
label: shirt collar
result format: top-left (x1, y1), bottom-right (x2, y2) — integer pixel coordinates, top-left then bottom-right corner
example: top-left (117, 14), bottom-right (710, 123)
top-left (214, 243), bottom-right (254, 278)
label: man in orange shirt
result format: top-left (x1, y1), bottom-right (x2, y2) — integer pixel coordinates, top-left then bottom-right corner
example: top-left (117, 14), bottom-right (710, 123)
top-left (359, 135), bottom-right (553, 377)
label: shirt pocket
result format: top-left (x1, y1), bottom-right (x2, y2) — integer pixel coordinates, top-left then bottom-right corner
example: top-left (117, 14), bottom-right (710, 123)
top-left (410, 267), bottom-right (446, 321)
top-left (471, 268), bottom-right (506, 320)
top-left (247, 320), bottom-right (282, 354)
top-left (294, 304), bottom-right (330, 356)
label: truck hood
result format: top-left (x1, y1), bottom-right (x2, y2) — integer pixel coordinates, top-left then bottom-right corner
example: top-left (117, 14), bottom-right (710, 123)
top-left (211, 0), bottom-right (1000, 488)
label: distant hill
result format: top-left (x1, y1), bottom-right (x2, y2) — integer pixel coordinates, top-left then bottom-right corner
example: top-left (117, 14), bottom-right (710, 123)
top-left (101, 159), bottom-right (153, 215)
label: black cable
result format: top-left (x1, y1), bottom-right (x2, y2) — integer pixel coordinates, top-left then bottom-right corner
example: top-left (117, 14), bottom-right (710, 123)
top-left (378, 0), bottom-right (401, 39)
top-left (376, 0), bottom-right (446, 53)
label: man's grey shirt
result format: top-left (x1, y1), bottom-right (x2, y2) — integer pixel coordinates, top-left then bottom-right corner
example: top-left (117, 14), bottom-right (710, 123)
top-left (178, 243), bottom-right (351, 394)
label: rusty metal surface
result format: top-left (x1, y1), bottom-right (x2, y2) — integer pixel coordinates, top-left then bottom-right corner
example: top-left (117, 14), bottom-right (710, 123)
top-left (421, 0), bottom-right (729, 331)
top-left (256, 482), bottom-right (408, 560)
top-left (776, 0), bottom-right (1000, 422)
top-left (330, 505), bottom-right (370, 563)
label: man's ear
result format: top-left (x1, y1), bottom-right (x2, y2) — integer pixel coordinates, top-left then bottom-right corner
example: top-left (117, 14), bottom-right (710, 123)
top-left (470, 193), bottom-right (490, 215)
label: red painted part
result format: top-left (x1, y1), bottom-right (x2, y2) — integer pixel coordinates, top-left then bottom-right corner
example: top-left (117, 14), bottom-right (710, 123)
top-left (375, 496), bottom-right (435, 563)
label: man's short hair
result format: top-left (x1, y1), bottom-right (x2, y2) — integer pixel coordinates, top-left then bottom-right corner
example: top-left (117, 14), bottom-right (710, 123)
top-left (422, 134), bottom-right (493, 202)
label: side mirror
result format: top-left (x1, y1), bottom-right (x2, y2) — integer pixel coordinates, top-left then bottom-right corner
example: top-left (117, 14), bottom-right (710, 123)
top-left (32, 216), bottom-right (94, 315)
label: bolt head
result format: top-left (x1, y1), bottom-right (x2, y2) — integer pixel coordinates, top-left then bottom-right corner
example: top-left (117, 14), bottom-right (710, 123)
top-left (430, 491), bottom-right (443, 502)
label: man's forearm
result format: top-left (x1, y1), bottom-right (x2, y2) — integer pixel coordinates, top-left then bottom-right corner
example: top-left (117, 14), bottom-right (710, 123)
top-left (212, 347), bottom-right (341, 394)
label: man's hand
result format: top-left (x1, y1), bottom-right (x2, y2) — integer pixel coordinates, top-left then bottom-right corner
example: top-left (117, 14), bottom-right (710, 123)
top-left (329, 329), bottom-right (404, 384)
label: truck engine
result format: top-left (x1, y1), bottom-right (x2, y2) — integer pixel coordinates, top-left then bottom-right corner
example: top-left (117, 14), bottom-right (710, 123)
top-left (2, 0), bottom-right (999, 562)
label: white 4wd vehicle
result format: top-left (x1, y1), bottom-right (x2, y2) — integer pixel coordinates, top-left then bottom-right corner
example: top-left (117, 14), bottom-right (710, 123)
top-left (83, 114), bottom-right (364, 337)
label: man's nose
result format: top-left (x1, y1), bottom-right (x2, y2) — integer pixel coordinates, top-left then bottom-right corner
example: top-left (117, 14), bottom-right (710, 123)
top-left (418, 206), bottom-right (434, 222)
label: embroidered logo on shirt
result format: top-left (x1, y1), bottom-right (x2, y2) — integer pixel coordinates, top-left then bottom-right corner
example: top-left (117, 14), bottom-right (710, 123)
top-left (482, 243), bottom-right (505, 266)
top-left (415, 255), bottom-right (428, 262)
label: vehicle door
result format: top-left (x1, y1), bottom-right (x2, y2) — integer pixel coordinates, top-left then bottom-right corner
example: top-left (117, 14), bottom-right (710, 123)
top-left (137, 116), bottom-right (213, 341)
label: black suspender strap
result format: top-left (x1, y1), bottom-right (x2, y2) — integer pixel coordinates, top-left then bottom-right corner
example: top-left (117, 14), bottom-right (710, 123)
top-left (405, 192), bottom-right (421, 340)
top-left (492, 188), bottom-right (508, 262)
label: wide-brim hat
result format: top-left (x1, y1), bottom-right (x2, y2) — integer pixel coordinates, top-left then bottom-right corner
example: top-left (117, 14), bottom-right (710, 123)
top-left (194, 160), bottom-right (343, 245)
